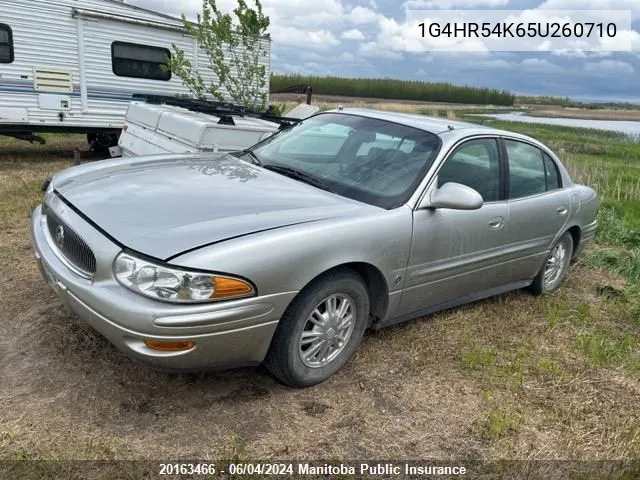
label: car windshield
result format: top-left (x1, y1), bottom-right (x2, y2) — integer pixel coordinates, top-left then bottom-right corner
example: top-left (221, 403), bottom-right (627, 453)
top-left (248, 112), bottom-right (441, 209)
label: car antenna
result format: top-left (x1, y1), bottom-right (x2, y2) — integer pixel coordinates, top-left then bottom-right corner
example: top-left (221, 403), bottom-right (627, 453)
top-left (447, 124), bottom-right (455, 130)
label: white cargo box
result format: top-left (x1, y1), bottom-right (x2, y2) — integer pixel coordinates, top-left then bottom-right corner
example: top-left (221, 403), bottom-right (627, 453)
top-left (156, 110), bottom-right (277, 149)
top-left (117, 102), bottom-right (283, 158)
top-left (119, 123), bottom-right (200, 157)
top-left (124, 102), bottom-right (186, 130)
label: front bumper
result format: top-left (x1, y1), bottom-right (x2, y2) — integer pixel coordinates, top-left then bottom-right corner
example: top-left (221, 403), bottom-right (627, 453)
top-left (31, 203), bottom-right (296, 370)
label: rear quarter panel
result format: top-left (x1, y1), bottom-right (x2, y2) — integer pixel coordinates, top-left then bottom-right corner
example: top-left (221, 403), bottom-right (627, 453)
top-left (569, 184), bottom-right (600, 252)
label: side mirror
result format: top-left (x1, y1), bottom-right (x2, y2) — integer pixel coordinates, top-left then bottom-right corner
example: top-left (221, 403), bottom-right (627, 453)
top-left (420, 182), bottom-right (484, 210)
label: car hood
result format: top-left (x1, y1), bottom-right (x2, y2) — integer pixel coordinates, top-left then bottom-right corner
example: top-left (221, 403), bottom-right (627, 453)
top-left (54, 153), bottom-right (368, 260)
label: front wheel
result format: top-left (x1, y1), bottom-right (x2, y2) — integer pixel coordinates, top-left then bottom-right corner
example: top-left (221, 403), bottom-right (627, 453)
top-left (265, 269), bottom-right (370, 387)
top-left (529, 232), bottom-right (574, 295)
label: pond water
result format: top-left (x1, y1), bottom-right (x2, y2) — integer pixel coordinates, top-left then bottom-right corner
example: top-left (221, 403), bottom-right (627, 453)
top-left (475, 112), bottom-right (640, 138)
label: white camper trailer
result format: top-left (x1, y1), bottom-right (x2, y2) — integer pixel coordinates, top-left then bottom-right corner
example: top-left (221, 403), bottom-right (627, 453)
top-left (0, 0), bottom-right (271, 148)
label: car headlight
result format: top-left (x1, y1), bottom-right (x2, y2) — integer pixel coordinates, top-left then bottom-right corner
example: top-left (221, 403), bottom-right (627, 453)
top-left (113, 252), bottom-right (254, 303)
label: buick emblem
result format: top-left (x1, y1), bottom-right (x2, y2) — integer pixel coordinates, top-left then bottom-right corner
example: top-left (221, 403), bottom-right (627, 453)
top-left (55, 225), bottom-right (65, 249)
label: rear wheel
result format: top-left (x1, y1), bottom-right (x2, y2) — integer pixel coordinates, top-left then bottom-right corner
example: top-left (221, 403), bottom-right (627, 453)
top-left (265, 269), bottom-right (369, 387)
top-left (530, 232), bottom-right (574, 295)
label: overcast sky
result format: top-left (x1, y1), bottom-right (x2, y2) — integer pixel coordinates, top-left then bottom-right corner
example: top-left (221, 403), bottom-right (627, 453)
top-left (128, 0), bottom-right (640, 101)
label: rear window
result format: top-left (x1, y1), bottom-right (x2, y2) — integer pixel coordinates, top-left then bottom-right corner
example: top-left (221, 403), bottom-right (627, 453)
top-left (111, 41), bottom-right (171, 81)
top-left (0, 24), bottom-right (14, 63)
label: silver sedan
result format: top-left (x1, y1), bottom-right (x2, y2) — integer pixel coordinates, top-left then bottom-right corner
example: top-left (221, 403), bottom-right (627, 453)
top-left (31, 109), bottom-right (599, 387)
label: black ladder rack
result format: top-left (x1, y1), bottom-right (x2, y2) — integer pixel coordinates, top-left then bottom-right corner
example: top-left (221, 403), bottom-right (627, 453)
top-left (131, 94), bottom-right (303, 129)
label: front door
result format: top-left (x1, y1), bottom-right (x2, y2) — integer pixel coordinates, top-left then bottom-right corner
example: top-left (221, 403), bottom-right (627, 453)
top-left (397, 137), bottom-right (512, 317)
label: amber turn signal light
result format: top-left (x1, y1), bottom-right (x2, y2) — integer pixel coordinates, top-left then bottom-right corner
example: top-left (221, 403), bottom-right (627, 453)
top-left (144, 340), bottom-right (196, 352)
top-left (211, 277), bottom-right (254, 299)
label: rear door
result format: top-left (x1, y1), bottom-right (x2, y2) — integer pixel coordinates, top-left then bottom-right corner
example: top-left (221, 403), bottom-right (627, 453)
top-left (502, 138), bottom-right (571, 281)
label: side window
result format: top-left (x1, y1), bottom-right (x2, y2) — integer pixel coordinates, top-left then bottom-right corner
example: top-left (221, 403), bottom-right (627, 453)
top-left (506, 140), bottom-right (550, 199)
top-left (111, 42), bottom-right (171, 81)
top-left (0, 24), bottom-right (14, 64)
top-left (544, 154), bottom-right (562, 190)
top-left (437, 138), bottom-right (500, 202)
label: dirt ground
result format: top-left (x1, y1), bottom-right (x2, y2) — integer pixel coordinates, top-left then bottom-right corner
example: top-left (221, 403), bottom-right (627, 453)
top-left (0, 135), bottom-right (638, 468)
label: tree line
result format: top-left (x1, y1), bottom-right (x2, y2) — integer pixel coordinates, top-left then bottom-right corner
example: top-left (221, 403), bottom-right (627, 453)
top-left (271, 74), bottom-right (515, 106)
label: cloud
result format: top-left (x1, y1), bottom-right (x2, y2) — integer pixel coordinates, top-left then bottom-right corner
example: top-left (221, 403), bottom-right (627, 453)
top-left (271, 3), bottom-right (381, 27)
top-left (337, 52), bottom-right (355, 61)
top-left (520, 58), bottom-right (563, 72)
top-left (476, 59), bottom-right (512, 68)
top-left (448, 58), bottom-right (514, 69)
top-left (583, 59), bottom-right (635, 74)
top-left (265, 0), bottom-right (343, 17)
top-left (599, 28), bottom-right (640, 52)
top-left (346, 6), bottom-right (381, 24)
top-left (549, 28), bottom-right (639, 57)
top-left (342, 29), bottom-right (366, 40)
top-left (271, 26), bottom-right (340, 49)
top-left (358, 41), bottom-right (403, 59)
top-left (538, 0), bottom-right (639, 20)
top-left (552, 50), bottom-right (611, 58)
top-left (404, 0), bottom-right (509, 8)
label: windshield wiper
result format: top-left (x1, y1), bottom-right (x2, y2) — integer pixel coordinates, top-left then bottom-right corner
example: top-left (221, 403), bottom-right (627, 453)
top-left (263, 164), bottom-right (336, 193)
top-left (241, 149), bottom-right (263, 166)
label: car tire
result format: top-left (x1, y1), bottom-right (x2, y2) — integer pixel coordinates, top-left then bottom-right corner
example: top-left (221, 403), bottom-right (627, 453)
top-left (264, 269), bottom-right (370, 388)
top-left (529, 232), bottom-right (574, 296)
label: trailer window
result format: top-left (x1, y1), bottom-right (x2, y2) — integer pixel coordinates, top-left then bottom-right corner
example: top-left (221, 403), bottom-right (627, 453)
top-left (111, 42), bottom-right (171, 81)
top-left (0, 24), bottom-right (14, 63)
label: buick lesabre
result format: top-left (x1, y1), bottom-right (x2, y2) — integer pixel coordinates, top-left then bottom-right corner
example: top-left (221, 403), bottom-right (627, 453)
top-left (31, 109), bottom-right (599, 387)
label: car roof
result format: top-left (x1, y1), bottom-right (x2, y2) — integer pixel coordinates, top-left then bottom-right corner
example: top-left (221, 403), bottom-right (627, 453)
top-left (325, 107), bottom-right (549, 150)
top-left (328, 107), bottom-right (530, 137)
top-left (328, 107), bottom-right (485, 133)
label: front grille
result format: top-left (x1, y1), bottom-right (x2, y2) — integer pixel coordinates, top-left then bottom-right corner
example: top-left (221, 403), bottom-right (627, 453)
top-left (45, 208), bottom-right (97, 275)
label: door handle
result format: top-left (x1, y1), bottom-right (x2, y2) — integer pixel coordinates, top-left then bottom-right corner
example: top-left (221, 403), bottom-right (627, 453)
top-left (557, 206), bottom-right (568, 216)
top-left (488, 216), bottom-right (505, 230)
